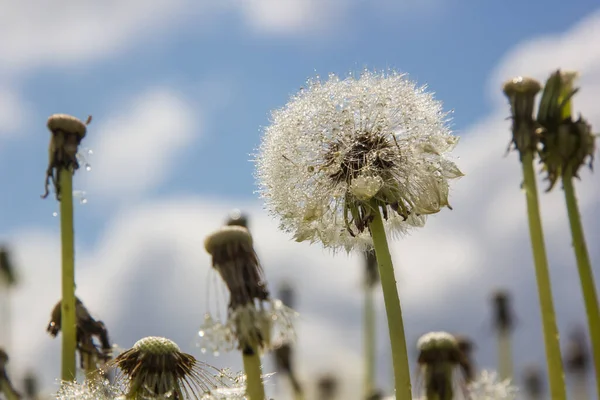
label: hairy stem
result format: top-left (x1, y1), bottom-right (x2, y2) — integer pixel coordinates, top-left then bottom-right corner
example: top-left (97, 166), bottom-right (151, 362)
top-left (243, 351), bottom-right (265, 400)
top-left (521, 152), bottom-right (566, 400)
top-left (59, 169), bottom-right (77, 382)
top-left (562, 171), bottom-right (600, 397)
top-left (368, 200), bottom-right (412, 400)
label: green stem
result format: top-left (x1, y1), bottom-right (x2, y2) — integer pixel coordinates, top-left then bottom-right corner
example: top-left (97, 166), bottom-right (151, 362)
top-left (368, 201), bottom-right (412, 400)
top-left (497, 329), bottom-right (513, 381)
top-left (59, 169), bottom-right (77, 382)
top-left (521, 152), bottom-right (566, 400)
top-left (243, 351), bottom-right (265, 400)
top-left (0, 379), bottom-right (20, 400)
top-left (562, 172), bottom-right (600, 397)
top-left (364, 285), bottom-right (376, 398)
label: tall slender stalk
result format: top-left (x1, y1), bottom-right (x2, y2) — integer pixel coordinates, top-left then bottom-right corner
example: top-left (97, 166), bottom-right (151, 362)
top-left (364, 285), bottom-right (376, 398)
top-left (368, 200), bottom-right (411, 400)
top-left (59, 169), bottom-right (77, 382)
top-left (521, 152), bottom-right (566, 400)
top-left (497, 330), bottom-right (513, 381)
top-left (562, 170), bottom-right (600, 396)
top-left (243, 351), bottom-right (265, 400)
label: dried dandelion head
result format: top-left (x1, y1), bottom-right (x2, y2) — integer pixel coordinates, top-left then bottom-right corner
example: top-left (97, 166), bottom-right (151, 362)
top-left (256, 70), bottom-right (462, 252)
top-left (42, 114), bottom-right (91, 200)
top-left (0, 245), bottom-right (17, 287)
top-left (201, 226), bottom-right (296, 355)
top-left (491, 290), bottom-right (514, 333)
top-left (417, 331), bottom-right (462, 400)
top-left (564, 328), bottom-right (589, 375)
top-left (107, 336), bottom-right (231, 399)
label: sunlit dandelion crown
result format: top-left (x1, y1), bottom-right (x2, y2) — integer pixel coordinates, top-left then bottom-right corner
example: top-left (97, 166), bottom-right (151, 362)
top-left (255, 70), bottom-right (462, 252)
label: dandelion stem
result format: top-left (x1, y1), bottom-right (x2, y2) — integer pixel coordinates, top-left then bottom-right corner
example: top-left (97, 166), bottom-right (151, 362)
top-left (562, 168), bottom-right (600, 396)
top-left (520, 151), bottom-right (566, 400)
top-left (59, 169), bottom-right (77, 382)
top-left (497, 329), bottom-right (513, 381)
top-left (0, 380), bottom-right (19, 400)
top-left (368, 200), bottom-right (411, 400)
top-left (243, 351), bottom-right (265, 400)
top-left (364, 285), bottom-right (376, 398)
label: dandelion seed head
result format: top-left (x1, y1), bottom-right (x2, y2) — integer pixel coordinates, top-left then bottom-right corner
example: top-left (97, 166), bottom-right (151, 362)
top-left (47, 114), bottom-right (88, 139)
top-left (468, 370), bottom-right (518, 400)
top-left (256, 70), bottom-right (462, 252)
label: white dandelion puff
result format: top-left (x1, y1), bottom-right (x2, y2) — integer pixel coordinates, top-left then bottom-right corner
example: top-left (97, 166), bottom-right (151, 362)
top-left (255, 70), bottom-right (462, 252)
top-left (468, 370), bottom-right (518, 400)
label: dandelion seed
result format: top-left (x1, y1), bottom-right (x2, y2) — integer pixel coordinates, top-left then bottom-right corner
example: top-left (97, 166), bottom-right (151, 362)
top-left (467, 370), bottom-right (518, 400)
top-left (255, 70), bottom-right (462, 252)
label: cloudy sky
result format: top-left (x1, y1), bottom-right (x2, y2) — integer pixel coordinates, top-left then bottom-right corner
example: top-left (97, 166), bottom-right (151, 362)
top-left (0, 1), bottom-right (599, 399)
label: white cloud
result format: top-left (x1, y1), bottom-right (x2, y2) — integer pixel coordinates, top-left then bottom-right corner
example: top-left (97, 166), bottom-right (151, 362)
top-left (81, 89), bottom-right (198, 202)
top-left (1, 8), bottom-right (600, 400)
top-left (0, 86), bottom-right (28, 137)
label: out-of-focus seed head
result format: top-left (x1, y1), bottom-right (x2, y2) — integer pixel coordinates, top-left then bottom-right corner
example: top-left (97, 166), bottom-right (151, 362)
top-left (454, 335), bottom-right (476, 383)
top-left (278, 282), bottom-right (295, 308)
top-left (564, 327), bottom-right (589, 375)
top-left (417, 332), bottom-right (461, 400)
top-left (502, 76), bottom-right (542, 159)
top-left (109, 336), bottom-right (229, 399)
top-left (468, 370), bottom-right (518, 400)
top-left (42, 114), bottom-right (91, 200)
top-left (522, 365), bottom-right (544, 399)
top-left (317, 373), bottom-right (338, 400)
top-left (256, 70), bottom-right (462, 252)
top-left (225, 209), bottom-right (249, 228)
top-left (0, 245), bottom-right (17, 287)
top-left (491, 290), bottom-right (514, 332)
top-left (23, 371), bottom-right (39, 397)
top-left (537, 70), bottom-right (596, 190)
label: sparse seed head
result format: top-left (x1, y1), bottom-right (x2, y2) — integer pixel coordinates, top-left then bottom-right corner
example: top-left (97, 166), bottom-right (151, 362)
top-left (417, 332), bottom-right (461, 400)
top-left (256, 70), bottom-right (462, 252)
top-left (502, 77), bottom-right (542, 98)
top-left (503, 76), bottom-right (542, 158)
top-left (468, 371), bottom-right (518, 400)
top-left (204, 226), bottom-right (253, 255)
top-left (109, 336), bottom-right (230, 399)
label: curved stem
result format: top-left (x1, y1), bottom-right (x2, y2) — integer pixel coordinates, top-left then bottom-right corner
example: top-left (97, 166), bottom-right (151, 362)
top-left (368, 201), bottom-right (412, 400)
top-left (364, 285), bottom-right (376, 398)
top-left (0, 379), bottom-right (20, 400)
top-left (562, 172), bottom-right (600, 397)
top-left (59, 169), bottom-right (77, 382)
top-left (243, 351), bottom-right (265, 400)
top-left (521, 152), bottom-right (566, 400)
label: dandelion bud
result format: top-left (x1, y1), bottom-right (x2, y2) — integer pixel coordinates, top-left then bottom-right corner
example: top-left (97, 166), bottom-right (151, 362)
top-left (537, 70), bottom-right (596, 189)
top-left (0, 348), bottom-right (22, 399)
top-left (417, 331), bottom-right (461, 400)
top-left (109, 336), bottom-right (229, 399)
top-left (42, 114), bottom-right (91, 199)
top-left (0, 246), bottom-right (17, 287)
top-left (502, 76), bottom-right (542, 158)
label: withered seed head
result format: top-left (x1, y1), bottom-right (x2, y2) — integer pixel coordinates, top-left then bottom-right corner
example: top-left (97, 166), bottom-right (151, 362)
top-left (491, 290), bottom-right (514, 332)
top-left (317, 374), bottom-right (338, 400)
top-left (454, 334), bottom-right (476, 383)
top-left (0, 246), bottom-right (17, 286)
top-left (522, 365), bottom-right (544, 398)
top-left (364, 248), bottom-right (379, 287)
top-left (564, 328), bottom-right (589, 374)
top-left (204, 226), bottom-right (269, 310)
top-left (502, 76), bottom-right (542, 158)
top-left (42, 113), bottom-right (91, 200)
top-left (109, 336), bottom-right (225, 399)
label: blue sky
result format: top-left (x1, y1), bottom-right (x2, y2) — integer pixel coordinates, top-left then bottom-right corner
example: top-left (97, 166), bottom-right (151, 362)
top-left (1, 1), bottom-right (600, 399)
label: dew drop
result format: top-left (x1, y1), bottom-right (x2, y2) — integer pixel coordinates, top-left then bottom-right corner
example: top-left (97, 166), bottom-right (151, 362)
top-left (198, 330), bottom-right (205, 337)
top-left (87, 149), bottom-right (94, 155)
top-left (200, 347), bottom-right (207, 354)
top-left (85, 164), bottom-right (92, 172)
top-left (52, 212), bottom-right (58, 217)
top-left (213, 351), bottom-right (220, 357)
top-left (81, 198), bottom-right (88, 205)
